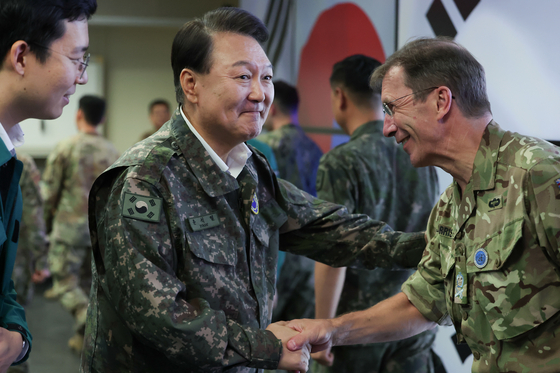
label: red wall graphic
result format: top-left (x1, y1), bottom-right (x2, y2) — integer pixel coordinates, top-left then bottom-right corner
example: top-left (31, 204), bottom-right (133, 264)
top-left (297, 3), bottom-right (386, 152)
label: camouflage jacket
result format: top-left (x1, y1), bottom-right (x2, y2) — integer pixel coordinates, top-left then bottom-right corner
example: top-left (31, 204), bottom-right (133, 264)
top-left (402, 121), bottom-right (560, 372)
top-left (257, 124), bottom-right (322, 196)
top-left (17, 153), bottom-right (47, 271)
top-left (317, 121), bottom-right (439, 345)
top-left (82, 111), bottom-right (425, 373)
top-left (41, 132), bottom-right (119, 246)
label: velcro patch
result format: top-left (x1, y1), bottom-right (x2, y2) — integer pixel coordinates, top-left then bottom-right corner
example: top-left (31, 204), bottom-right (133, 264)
top-left (555, 178), bottom-right (560, 189)
top-left (188, 213), bottom-right (220, 232)
top-left (122, 193), bottom-right (162, 223)
top-left (487, 196), bottom-right (503, 211)
top-left (438, 225), bottom-right (454, 238)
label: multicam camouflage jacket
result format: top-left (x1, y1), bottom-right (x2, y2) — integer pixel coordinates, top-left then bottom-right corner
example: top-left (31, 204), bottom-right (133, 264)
top-left (402, 121), bottom-right (560, 372)
top-left (41, 132), bottom-right (119, 246)
top-left (257, 124), bottom-right (322, 196)
top-left (316, 121), bottom-right (439, 360)
top-left (82, 111), bottom-right (425, 373)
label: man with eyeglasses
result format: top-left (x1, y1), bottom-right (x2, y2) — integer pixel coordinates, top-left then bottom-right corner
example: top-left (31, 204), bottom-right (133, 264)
top-left (0, 0), bottom-right (96, 370)
top-left (283, 37), bottom-right (560, 373)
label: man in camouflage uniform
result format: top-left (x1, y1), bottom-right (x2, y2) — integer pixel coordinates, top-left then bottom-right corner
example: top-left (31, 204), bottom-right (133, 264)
top-left (12, 153), bottom-right (48, 307)
top-left (81, 8), bottom-right (427, 373)
top-left (257, 81), bottom-right (321, 326)
top-left (42, 95), bottom-right (119, 353)
top-left (285, 38), bottom-right (560, 373)
top-left (312, 55), bottom-right (441, 373)
top-left (139, 99), bottom-right (172, 141)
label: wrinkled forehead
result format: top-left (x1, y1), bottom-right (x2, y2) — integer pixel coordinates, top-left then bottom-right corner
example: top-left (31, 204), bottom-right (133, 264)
top-left (208, 31), bottom-right (271, 70)
top-left (381, 66), bottom-right (408, 100)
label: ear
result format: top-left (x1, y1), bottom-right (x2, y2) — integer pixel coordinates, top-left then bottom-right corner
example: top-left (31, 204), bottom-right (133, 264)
top-left (336, 87), bottom-right (348, 111)
top-left (180, 69), bottom-right (198, 104)
top-left (435, 86), bottom-right (453, 120)
top-left (8, 41), bottom-right (31, 76)
top-left (76, 108), bottom-right (84, 121)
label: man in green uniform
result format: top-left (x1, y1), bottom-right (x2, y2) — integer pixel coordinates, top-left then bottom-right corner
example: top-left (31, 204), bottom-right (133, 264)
top-left (285, 37), bottom-right (560, 373)
top-left (81, 8), bottom-right (427, 373)
top-left (312, 54), bottom-right (441, 373)
top-left (257, 81), bottom-right (322, 326)
top-left (42, 95), bottom-right (119, 354)
top-left (0, 0), bottom-right (96, 369)
top-left (139, 99), bottom-right (172, 141)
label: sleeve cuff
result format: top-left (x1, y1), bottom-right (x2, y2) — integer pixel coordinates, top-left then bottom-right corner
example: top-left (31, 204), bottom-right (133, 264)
top-left (228, 320), bottom-right (282, 370)
top-left (6, 324), bottom-right (30, 364)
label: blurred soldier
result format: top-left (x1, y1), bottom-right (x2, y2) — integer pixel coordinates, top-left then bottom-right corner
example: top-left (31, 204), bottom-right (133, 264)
top-left (12, 153), bottom-right (49, 307)
top-left (258, 81), bottom-right (321, 328)
top-left (312, 55), bottom-right (441, 373)
top-left (0, 0), bottom-right (96, 368)
top-left (139, 99), bottom-right (171, 140)
top-left (42, 95), bottom-right (119, 354)
top-left (82, 8), bottom-right (426, 373)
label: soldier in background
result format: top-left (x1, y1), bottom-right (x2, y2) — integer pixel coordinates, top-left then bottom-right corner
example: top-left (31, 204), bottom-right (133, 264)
top-left (12, 153), bottom-right (49, 307)
top-left (139, 99), bottom-right (171, 140)
top-left (41, 95), bottom-right (119, 354)
top-left (312, 55), bottom-right (441, 373)
top-left (257, 81), bottom-right (322, 327)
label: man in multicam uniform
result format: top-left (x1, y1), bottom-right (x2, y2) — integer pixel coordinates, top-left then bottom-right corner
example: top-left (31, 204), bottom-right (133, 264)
top-left (12, 153), bottom-right (48, 307)
top-left (284, 37), bottom-right (560, 373)
top-left (311, 55), bottom-right (441, 373)
top-left (81, 8), bottom-right (427, 373)
top-left (42, 95), bottom-right (119, 353)
top-left (257, 80), bottom-right (322, 326)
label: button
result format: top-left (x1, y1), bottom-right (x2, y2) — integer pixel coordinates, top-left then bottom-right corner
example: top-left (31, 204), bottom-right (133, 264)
top-left (456, 231), bottom-right (464, 240)
top-left (456, 243), bottom-right (465, 256)
top-left (462, 312), bottom-right (468, 321)
top-left (473, 351), bottom-right (480, 360)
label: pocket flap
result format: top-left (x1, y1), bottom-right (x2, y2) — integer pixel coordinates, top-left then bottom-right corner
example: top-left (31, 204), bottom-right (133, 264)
top-left (186, 228), bottom-right (237, 266)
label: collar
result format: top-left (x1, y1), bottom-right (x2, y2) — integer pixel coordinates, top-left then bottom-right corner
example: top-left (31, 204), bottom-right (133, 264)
top-left (180, 107), bottom-right (251, 178)
top-left (0, 122), bottom-right (24, 156)
top-left (350, 120), bottom-right (383, 140)
top-left (469, 120), bottom-right (504, 192)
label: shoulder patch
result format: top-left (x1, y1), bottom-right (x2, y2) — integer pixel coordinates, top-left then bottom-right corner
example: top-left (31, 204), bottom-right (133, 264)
top-left (556, 178), bottom-right (560, 189)
top-left (122, 192), bottom-right (162, 223)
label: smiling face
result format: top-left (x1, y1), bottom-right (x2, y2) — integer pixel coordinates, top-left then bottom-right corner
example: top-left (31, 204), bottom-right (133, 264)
top-left (190, 32), bottom-right (273, 148)
top-left (23, 19), bottom-right (89, 120)
top-left (381, 66), bottom-right (441, 167)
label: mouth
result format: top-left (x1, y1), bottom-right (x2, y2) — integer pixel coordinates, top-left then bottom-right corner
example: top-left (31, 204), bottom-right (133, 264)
top-left (397, 136), bottom-right (410, 146)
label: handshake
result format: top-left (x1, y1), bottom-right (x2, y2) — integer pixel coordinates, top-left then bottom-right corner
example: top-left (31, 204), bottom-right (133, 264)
top-left (266, 319), bottom-right (336, 373)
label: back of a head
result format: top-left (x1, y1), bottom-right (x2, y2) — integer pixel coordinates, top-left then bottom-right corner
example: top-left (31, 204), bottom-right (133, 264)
top-left (330, 54), bottom-right (382, 107)
top-left (79, 95), bottom-right (105, 126)
top-left (148, 99), bottom-right (170, 114)
top-left (370, 37), bottom-right (491, 118)
top-left (171, 7), bottom-right (269, 104)
top-left (273, 80), bottom-right (299, 115)
top-left (0, 0), bottom-right (97, 65)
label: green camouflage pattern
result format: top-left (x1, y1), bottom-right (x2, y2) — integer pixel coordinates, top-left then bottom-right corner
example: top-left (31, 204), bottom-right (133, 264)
top-left (42, 132), bottom-right (120, 246)
top-left (81, 109), bottom-right (426, 373)
top-left (12, 153), bottom-right (48, 306)
top-left (41, 132), bottom-right (119, 332)
top-left (314, 121), bottom-right (440, 373)
top-left (402, 121), bottom-right (560, 372)
top-left (257, 124), bottom-right (322, 196)
top-left (257, 124), bottom-right (322, 329)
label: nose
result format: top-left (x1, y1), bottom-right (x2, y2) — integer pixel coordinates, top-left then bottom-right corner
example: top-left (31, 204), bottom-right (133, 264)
top-left (76, 69), bottom-right (88, 85)
top-left (248, 79), bottom-right (265, 103)
top-left (383, 114), bottom-right (397, 138)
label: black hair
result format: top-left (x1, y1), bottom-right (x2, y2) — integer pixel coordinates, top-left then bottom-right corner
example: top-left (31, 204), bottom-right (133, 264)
top-left (330, 54), bottom-right (382, 107)
top-left (148, 99), bottom-right (171, 113)
top-left (0, 0), bottom-right (97, 64)
top-left (171, 7), bottom-right (269, 103)
top-left (79, 95), bottom-right (105, 126)
top-left (272, 80), bottom-right (299, 115)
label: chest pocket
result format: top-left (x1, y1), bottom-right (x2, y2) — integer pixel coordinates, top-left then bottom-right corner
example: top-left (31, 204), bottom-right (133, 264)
top-left (186, 226), bottom-right (237, 266)
top-left (466, 217), bottom-right (560, 340)
top-left (251, 199), bottom-right (288, 247)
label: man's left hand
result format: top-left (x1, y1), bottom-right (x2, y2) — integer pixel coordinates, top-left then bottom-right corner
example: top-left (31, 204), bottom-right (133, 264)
top-left (0, 328), bottom-right (24, 373)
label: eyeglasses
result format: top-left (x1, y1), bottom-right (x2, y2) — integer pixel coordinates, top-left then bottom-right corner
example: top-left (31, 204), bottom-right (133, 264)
top-left (382, 87), bottom-right (438, 117)
top-left (29, 42), bottom-right (90, 80)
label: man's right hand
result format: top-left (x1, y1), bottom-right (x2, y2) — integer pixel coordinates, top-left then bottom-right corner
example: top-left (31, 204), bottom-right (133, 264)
top-left (311, 346), bottom-right (334, 367)
top-left (266, 322), bottom-right (310, 372)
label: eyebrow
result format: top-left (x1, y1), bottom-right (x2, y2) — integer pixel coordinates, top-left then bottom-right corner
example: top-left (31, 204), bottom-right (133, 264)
top-left (232, 60), bottom-right (274, 70)
top-left (73, 45), bottom-right (89, 54)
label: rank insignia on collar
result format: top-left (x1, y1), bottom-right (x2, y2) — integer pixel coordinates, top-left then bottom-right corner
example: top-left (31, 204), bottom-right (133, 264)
top-left (556, 178), bottom-right (560, 189)
top-left (251, 193), bottom-right (259, 214)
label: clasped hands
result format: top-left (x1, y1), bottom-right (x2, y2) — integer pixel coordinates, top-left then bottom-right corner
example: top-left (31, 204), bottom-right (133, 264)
top-left (266, 318), bottom-right (336, 373)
